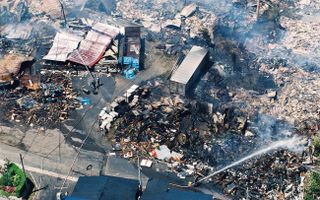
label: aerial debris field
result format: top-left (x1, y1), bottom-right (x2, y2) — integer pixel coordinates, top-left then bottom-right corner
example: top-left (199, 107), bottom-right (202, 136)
top-left (0, 0), bottom-right (320, 199)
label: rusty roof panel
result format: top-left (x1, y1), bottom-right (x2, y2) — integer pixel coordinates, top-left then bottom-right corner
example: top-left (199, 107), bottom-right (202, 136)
top-left (67, 24), bottom-right (118, 67)
top-left (67, 38), bottom-right (112, 67)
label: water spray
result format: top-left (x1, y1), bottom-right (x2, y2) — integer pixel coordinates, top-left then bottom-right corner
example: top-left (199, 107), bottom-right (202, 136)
top-left (191, 137), bottom-right (303, 187)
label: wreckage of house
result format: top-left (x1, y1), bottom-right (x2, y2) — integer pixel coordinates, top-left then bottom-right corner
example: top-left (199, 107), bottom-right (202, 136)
top-left (119, 25), bottom-right (143, 68)
top-left (43, 23), bottom-right (120, 68)
top-left (0, 53), bottom-right (34, 87)
top-left (170, 46), bottom-right (209, 97)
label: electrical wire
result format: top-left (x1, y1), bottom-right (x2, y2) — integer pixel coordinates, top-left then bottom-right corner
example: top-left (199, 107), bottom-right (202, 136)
top-left (59, 116), bottom-right (99, 193)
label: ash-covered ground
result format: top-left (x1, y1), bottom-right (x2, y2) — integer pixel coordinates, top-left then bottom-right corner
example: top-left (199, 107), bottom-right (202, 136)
top-left (0, 0), bottom-right (320, 199)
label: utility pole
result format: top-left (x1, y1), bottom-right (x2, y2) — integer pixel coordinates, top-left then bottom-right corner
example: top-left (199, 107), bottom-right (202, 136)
top-left (19, 154), bottom-right (26, 175)
top-left (137, 156), bottom-right (142, 199)
top-left (256, 0), bottom-right (261, 20)
top-left (75, 50), bottom-right (99, 94)
top-left (58, 0), bottom-right (69, 28)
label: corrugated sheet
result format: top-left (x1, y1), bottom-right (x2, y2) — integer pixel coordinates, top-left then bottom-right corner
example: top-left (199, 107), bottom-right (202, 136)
top-left (86, 29), bottom-right (112, 42)
top-left (180, 3), bottom-right (197, 17)
top-left (44, 23), bottom-right (119, 67)
top-left (170, 46), bottom-right (208, 85)
top-left (67, 24), bottom-right (119, 67)
top-left (43, 32), bottom-right (82, 62)
top-left (67, 38), bottom-right (111, 67)
top-left (92, 23), bottom-right (119, 39)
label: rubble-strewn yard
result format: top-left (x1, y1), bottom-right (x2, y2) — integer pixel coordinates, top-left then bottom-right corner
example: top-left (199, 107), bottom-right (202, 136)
top-left (0, 0), bottom-right (320, 199)
top-left (0, 71), bottom-right (79, 128)
top-left (110, 0), bottom-right (320, 199)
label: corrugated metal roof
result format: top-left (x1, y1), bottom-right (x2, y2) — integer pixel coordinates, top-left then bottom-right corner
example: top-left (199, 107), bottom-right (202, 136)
top-left (67, 38), bottom-right (111, 67)
top-left (92, 23), bottom-right (120, 38)
top-left (86, 29), bottom-right (112, 42)
top-left (67, 29), bottom-right (113, 67)
top-left (44, 23), bottom-right (119, 67)
top-left (43, 32), bottom-right (82, 62)
top-left (170, 46), bottom-right (208, 85)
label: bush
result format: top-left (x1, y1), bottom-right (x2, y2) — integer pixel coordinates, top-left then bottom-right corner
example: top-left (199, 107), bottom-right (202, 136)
top-left (305, 171), bottom-right (320, 200)
top-left (313, 136), bottom-right (320, 157)
top-left (0, 162), bottom-right (27, 198)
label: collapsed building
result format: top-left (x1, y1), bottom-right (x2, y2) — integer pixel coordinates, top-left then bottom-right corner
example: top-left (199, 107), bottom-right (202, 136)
top-left (43, 21), bottom-right (144, 79)
top-left (1, 0), bottom-right (320, 199)
top-left (0, 53), bottom-right (34, 88)
top-left (119, 25), bottom-right (144, 78)
top-left (43, 23), bottom-right (120, 68)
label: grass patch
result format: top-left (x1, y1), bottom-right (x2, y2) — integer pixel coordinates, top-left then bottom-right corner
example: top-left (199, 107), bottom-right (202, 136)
top-left (304, 171), bottom-right (320, 200)
top-left (313, 136), bottom-right (320, 157)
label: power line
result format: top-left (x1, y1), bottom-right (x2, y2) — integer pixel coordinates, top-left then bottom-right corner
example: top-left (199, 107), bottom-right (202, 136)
top-left (58, 0), bottom-right (68, 28)
top-left (59, 116), bottom-right (99, 193)
top-left (43, 86), bottom-right (104, 159)
top-left (22, 128), bottom-right (41, 160)
top-left (42, 106), bottom-right (92, 159)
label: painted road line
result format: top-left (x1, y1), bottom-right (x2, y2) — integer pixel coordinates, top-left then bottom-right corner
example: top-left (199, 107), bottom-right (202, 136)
top-left (0, 159), bottom-right (78, 182)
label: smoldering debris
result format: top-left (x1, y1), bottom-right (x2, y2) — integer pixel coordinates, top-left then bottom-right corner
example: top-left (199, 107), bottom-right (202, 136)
top-left (115, 0), bottom-right (217, 55)
top-left (212, 150), bottom-right (307, 199)
top-left (0, 0), bottom-right (319, 199)
top-left (98, 78), bottom-right (313, 199)
top-left (0, 70), bottom-right (81, 128)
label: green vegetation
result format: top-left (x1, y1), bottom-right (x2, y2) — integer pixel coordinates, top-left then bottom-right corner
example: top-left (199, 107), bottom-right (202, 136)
top-left (305, 171), bottom-right (320, 200)
top-left (312, 136), bottom-right (320, 157)
top-left (0, 160), bottom-right (27, 198)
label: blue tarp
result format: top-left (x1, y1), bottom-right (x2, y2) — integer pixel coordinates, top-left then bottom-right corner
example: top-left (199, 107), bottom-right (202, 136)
top-left (119, 56), bottom-right (140, 79)
top-left (124, 69), bottom-right (136, 80)
top-left (119, 57), bottom-right (140, 70)
top-left (76, 97), bottom-right (92, 105)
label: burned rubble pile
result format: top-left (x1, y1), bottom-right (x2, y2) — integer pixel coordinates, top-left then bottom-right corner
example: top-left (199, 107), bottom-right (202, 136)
top-left (0, 0), bottom-right (318, 198)
top-left (105, 78), bottom-right (309, 199)
top-left (0, 71), bottom-right (79, 128)
top-left (108, 79), bottom-right (301, 189)
top-left (213, 150), bottom-right (306, 199)
top-left (198, 51), bottom-right (320, 136)
top-left (108, 79), bottom-right (209, 162)
top-left (115, 0), bottom-right (216, 55)
top-left (0, 0), bottom-right (29, 25)
top-left (242, 64), bottom-right (320, 132)
top-left (191, 0), bottom-right (320, 135)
